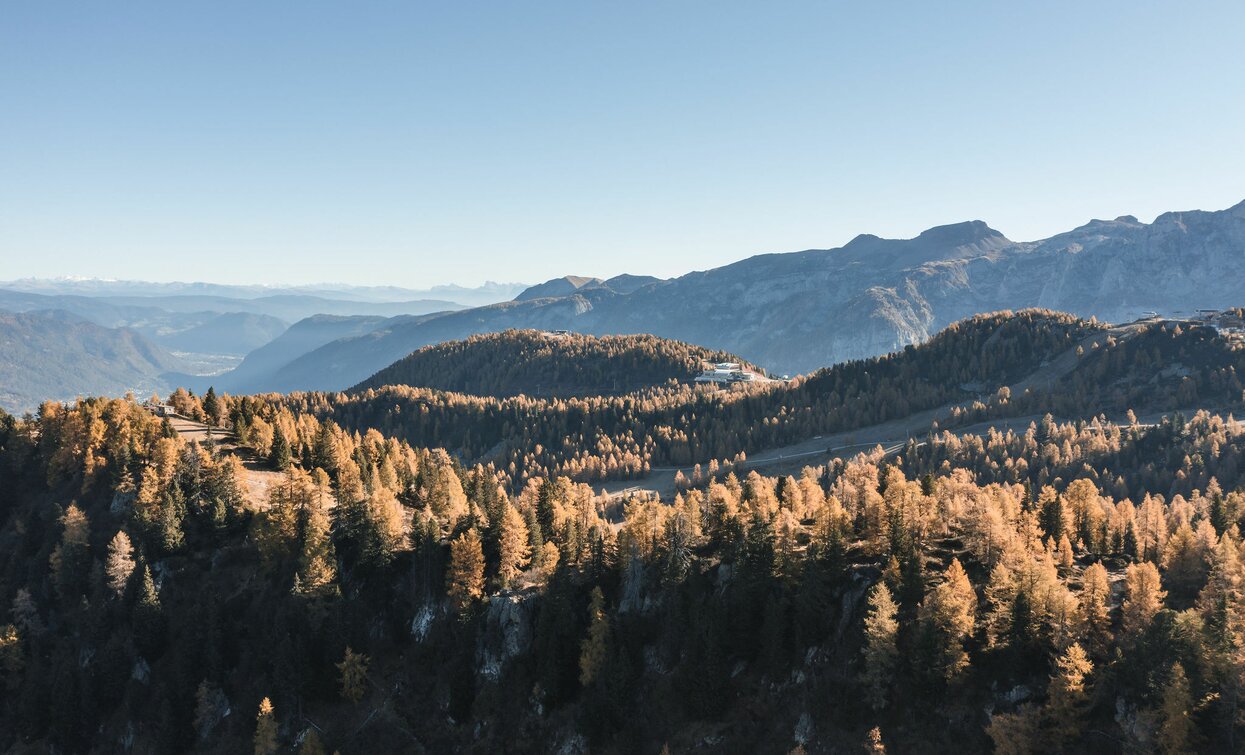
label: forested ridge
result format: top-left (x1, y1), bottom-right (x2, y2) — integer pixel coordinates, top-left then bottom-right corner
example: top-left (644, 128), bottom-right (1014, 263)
top-left (5, 309), bottom-right (1245, 752)
top-left (352, 330), bottom-right (750, 398)
top-left (275, 310), bottom-right (1107, 488)
top-left (154, 309), bottom-right (1245, 499)
top-left (5, 398), bottom-right (1245, 751)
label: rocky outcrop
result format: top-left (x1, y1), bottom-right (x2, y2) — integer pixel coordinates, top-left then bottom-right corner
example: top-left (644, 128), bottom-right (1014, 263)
top-left (476, 590), bottom-right (538, 681)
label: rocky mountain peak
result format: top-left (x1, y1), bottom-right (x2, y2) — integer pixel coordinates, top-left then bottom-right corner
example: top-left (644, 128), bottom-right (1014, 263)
top-left (915, 220), bottom-right (1008, 248)
top-left (514, 275), bottom-right (604, 301)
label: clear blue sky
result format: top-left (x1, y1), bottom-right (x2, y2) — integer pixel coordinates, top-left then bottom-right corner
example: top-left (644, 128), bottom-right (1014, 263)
top-left (2, 1), bottom-right (1243, 287)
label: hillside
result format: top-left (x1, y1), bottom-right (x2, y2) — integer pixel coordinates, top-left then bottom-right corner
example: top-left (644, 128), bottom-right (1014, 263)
top-left (352, 329), bottom-right (749, 397)
top-left (269, 309), bottom-right (1245, 495)
top-left (292, 310), bottom-right (1106, 487)
top-left (152, 312), bottom-right (289, 356)
top-left (227, 198), bottom-right (1245, 391)
top-left (0, 310), bottom-right (186, 413)
top-left (185, 314), bottom-right (401, 394)
top-left (0, 287), bottom-right (468, 397)
top-left (514, 274), bottom-right (663, 302)
top-left (514, 275), bottom-right (604, 301)
top-left (4, 365), bottom-right (1245, 750)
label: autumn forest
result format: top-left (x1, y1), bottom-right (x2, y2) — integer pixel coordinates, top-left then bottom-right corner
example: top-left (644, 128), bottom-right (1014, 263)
top-left (2, 312), bottom-right (1245, 752)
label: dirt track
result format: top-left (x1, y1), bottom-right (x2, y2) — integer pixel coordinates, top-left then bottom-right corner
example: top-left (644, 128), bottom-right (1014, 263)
top-left (165, 416), bottom-right (286, 507)
top-left (594, 321), bottom-right (1170, 502)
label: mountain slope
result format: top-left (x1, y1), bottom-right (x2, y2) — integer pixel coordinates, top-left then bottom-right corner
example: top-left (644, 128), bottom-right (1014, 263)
top-left (235, 199), bottom-right (1245, 391)
top-left (279, 309), bottom-right (1245, 493)
top-left (151, 312), bottom-right (289, 356)
top-left (513, 275), bottom-right (604, 301)
top-left (0, 310), bottom-right (187, 412)
top-left (188, 314), bottom-right (400, 393)
top-left (93, 292), bottom-right (463, 321)
top-left (282, 310), bottom-right (1106, 484)
top-left (235, 198), bottom-right (1245, 391)
top-left (352, 329), bottom-right (749, 397)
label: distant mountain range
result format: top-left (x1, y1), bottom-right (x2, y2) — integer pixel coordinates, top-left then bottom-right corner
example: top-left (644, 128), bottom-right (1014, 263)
top-left (0, 278), bottom-right (528, 307)
top-left (0, 310), bottom-right (186, 412)
top-left (5, 198), bottom-right (1245, 409)
top-left (194, 198), bottom-right (1245, 394)
top-left (512, 274), bottom-right (663, 301)
top-left (0, 281), bottom-right (521, 412)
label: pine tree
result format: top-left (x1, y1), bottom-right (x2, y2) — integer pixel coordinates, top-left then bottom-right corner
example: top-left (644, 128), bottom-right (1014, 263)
top-left (861, 583), bottom-right (899, 709)
top-left (1046, 642), bottom-right (1092, 745)
top-left (1196, 533), bottom-right (1245, 732)
top-left (985, 705), bottom-right (1041, 755)
top-left (536, 477), bottom-right (558, 546)
top-left (336, 647), bottom-right (369, 703)
top-left (194, 680), bottom-right (228, 739)
top-left (361, 485), bottom-right (405, 570)
top-left (299, 729), bottom-right (328, 755)
top-left (981, 561), bottom-right (1017, 649)
top-left (1056, 533), bottom-right (1074, 574)
top-left (10, 589), bottom-right (40, 636)
top-left (105, 530), bottom-right (135, 598)
top-left (447, 528), bottom-right (485, 615)
top-left (203, 386), bottom-right (221, 425)
top-left (1039, 488), bottom-right (1065, 541)
top-left (134, 564), bottom-right (165, 655)
top-left (157, 485), bottom-right (187, 554)
top-left (49, 504), bottom-right (90, 600)
top-left (918, 558), bottom-right (977, 680)
top-left (296, 496), bottom-right (337, 595)
top-left (1157, 662), bottom-right (1198, 755)
top-left (865, 726), bottom-right (886, 754)
top-left (520, 502), bottom-right (543, 566)
top-left (0, 624), bottom-right (22, 691)
top-left (1121, 561), bottom-right (1166, 644)
top-left (269, 426), bottom-right (292, 471)
top-left (497, 502), bottom-right (531, 588)
top-left (579, 586), bottom-right (609, 686)
top-left (1079, 562), bottom-right (1112, 658)
top-left (254, 697), bottom-right (278, 755)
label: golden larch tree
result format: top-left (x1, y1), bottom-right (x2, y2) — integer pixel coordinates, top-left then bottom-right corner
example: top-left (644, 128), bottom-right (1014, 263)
top-left (447, 528), bottom-right (485, 614)
top-left (861, 582), bottom-right (899, 709)
top-left (254, 697), bottom-right (278, 755)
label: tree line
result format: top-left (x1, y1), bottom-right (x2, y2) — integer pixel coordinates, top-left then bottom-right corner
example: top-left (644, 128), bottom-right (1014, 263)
top-left (4, 392), bottom-right (1245, 750)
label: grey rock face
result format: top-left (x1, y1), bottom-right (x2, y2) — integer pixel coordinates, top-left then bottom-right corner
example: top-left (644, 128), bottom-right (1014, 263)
top-left (476, 591), bottom-right (537, 680)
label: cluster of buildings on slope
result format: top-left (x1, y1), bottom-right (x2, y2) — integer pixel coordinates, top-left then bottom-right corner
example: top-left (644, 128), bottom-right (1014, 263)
top-left (142, 399), bottom-right (178, 417)
top-left (1139, 309), bottom-right (1245, 343)
top-left (536, 330), bottom-right (788, 385)
top-left (1194, 310), bottom-right (1245, 345)
top-left (695, 362), bottom-right (784, 385)
top-left (1192, 309), bottom-right (1245, 336)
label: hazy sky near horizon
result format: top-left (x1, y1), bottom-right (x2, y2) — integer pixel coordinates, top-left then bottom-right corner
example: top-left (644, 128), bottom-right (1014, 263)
top-left (3, 2), bottom-right (1244, 287)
